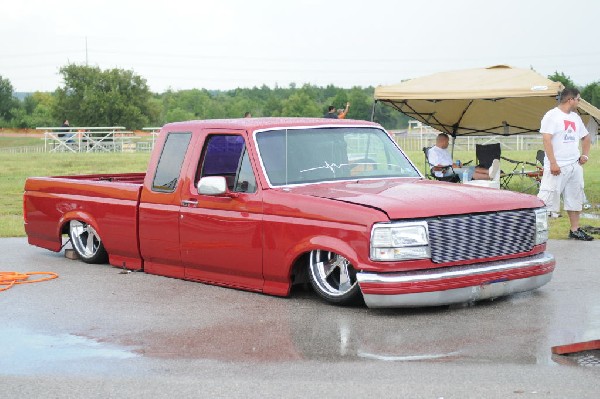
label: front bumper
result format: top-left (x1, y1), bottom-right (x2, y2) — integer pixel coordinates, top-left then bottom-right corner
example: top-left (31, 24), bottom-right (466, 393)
top-left (357, 252), bottom-right (555, 308)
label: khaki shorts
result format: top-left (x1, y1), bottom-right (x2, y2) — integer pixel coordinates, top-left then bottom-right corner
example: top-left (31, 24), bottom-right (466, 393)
top-left (537, 162), bottom-right (584, 212)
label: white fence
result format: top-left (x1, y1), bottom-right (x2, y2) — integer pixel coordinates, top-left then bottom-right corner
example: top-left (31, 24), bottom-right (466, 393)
top-left (0, 145), bottom-right (45, 154)
top-left (392, 132), bottom-right (549, 153)
top-left (4, 124), bottom-right (597, 155)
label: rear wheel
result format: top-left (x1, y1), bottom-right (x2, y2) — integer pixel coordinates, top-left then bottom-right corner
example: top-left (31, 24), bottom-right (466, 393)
top-left (69, 220), bottom-right (108, 264)
top-left (308, 249), bottom-right (361, 305)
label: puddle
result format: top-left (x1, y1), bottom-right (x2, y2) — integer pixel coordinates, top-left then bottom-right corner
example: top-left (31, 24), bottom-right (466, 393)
top-left (0, 327), bottom-right (139, 375)
top-left (357, 351), bottom-right (461, 362)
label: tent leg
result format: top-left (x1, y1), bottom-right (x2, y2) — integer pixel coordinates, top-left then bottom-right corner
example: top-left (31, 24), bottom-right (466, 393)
top-left (370, 100), bottom-right (377, 122)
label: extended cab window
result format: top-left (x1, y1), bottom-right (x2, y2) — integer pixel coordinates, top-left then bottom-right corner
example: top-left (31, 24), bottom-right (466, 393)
top-left (198, 135), bottom-right (257, 193)
top-left (152, 133), bottom-right (192, 192)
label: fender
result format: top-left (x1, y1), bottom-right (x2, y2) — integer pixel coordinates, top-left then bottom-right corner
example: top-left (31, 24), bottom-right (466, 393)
top-left (58, 210), bottom-right (101, 242)
top-left (262, 234), bottom-right (362, 298)
top-left (285, 235), bottom-right (361, 273)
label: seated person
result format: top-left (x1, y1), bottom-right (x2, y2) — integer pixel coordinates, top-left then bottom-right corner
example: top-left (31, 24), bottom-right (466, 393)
top-left (428, 133), bottom-right (499, 181)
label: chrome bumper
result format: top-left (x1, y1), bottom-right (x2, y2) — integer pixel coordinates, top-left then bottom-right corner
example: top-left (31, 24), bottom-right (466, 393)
top-left (357, 253), bottom-right (555, 308)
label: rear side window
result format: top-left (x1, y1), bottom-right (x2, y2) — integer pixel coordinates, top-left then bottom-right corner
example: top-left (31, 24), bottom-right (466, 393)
top-left (152, 133), bottom-right (192, 192)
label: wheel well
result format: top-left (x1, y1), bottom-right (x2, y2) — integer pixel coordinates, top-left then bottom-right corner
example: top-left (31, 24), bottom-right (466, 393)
top-left (60, 221), bottom-right (70, 235)
top-left (290, 252), bottom-right (310, 286)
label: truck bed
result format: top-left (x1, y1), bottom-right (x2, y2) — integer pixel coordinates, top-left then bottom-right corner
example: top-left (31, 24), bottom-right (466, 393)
top-left (24, 172), bottom-right (145, 269)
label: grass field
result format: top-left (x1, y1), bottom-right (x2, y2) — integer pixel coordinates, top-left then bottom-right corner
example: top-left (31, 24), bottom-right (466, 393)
top-left (0, 151), bottom-right (150, 237)
top-left (1, 138), bottom-right (599, 239)
top-left (0, 136), bottom-right (42, 147)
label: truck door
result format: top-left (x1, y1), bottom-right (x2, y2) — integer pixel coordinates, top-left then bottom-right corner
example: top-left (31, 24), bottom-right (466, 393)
top-left (179, 133), bottom-right (264, 292)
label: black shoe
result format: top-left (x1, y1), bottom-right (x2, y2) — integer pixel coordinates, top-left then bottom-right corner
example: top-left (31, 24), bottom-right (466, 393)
top-left (581, 225), bottom-right (600, 235)
top-left (568, 228), bottom-right (594, 241)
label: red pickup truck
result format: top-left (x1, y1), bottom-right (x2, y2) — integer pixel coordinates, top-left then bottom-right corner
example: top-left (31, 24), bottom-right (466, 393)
top-left (24, 118), bottom-right (554, 308)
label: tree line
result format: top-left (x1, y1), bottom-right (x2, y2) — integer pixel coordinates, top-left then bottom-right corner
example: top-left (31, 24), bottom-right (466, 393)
top-left (1, 65), bottom-right (598, 131)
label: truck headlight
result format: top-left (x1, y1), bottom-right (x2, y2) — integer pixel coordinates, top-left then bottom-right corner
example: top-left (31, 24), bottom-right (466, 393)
top-left (534, 208), bottom-right (549, 245)
top-left (370, 222), bottom-right (431, 261)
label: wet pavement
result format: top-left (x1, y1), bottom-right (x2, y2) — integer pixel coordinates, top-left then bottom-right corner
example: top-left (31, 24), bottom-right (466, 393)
top-left (1, 237), bottom-right (599, 398)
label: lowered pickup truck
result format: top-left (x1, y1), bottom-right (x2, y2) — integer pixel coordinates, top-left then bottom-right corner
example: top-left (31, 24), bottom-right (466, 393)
top-left (24, 118), bottom-right (554, 308)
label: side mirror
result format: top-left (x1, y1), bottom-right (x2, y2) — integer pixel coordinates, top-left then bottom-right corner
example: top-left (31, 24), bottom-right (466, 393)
top-left (197, 176), bottom-right (227, 195)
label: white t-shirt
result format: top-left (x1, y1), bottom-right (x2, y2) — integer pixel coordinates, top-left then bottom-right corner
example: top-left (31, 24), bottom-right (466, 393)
top-left (428, 145), bottom-right (453, 167)
top-left (540, 107), bottom-right (589, 168)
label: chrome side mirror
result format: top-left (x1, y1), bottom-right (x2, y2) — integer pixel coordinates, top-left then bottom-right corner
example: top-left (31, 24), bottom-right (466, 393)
top-left (197, 176), bottom-right (227, 195)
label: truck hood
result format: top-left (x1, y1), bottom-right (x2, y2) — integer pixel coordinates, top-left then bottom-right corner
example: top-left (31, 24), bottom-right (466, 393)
top-left (279, 178), bottom-right (544, 219)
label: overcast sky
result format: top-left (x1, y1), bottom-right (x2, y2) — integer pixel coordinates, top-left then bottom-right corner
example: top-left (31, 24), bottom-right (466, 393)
top-left (2, 0), bottom-right (599, 93)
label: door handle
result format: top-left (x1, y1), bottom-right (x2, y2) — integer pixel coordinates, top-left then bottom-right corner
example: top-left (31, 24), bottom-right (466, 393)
top-left (181, 199), bottom-right (198, 207)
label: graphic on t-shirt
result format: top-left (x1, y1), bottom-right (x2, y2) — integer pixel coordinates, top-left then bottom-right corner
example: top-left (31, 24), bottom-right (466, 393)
top-left (564, 120), bottom-right (576, 132)
top-left (563, 119), bottom-right (576, 143)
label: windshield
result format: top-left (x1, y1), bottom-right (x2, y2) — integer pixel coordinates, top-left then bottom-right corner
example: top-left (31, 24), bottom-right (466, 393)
top-left (255, 127), bottom-right (419, 186)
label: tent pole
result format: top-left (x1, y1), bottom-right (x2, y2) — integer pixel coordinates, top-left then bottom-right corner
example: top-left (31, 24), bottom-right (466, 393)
top-left (450, 124), bottom-right (458, 158)
top-left (370, 100), bottom-right (377, 122)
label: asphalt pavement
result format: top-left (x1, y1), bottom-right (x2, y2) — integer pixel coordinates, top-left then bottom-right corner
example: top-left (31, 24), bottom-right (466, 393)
top-left (1, 237), bottom-right (599, 398)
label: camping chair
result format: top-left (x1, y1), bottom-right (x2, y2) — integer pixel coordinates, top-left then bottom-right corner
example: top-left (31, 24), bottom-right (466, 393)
top-left (475, 143), bottom-right (522, 188)
top-left (475, 143), bottom-right (501, 170)
top-left (423, 146), bottom-right (461, 183)
top-left (497, 149), bottom-right (544, 193)
top-left (520, 150), bottom-right (545, 192)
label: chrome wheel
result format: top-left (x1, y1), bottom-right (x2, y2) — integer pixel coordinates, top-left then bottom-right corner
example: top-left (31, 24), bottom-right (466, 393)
top-left (308, 250), bottom-right (361, 305)
top-left (69, 220), bottom-right (108, 264)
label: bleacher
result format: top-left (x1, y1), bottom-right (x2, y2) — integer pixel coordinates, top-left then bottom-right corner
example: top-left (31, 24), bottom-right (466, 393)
top-left (36, 126), bottom-right (134, 153)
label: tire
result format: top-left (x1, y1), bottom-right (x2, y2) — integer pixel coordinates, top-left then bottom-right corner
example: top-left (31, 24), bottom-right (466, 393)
top-left (308, 249), bottom-right (361, 305)
top-left (68, 220), bottom-right (108, 264)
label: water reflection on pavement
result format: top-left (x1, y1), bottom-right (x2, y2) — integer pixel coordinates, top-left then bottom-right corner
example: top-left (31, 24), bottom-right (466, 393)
top-left (1, 238), bottom-right (599, 377)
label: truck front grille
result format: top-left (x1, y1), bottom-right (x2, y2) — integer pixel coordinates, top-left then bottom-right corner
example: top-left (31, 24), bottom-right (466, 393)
top-left (426, 210), bottom-right (536, 264)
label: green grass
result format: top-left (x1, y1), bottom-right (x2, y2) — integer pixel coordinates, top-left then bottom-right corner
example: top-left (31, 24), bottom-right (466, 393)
top-left (0, 136), bottom-right (44, 147)
top-left (1, 140), bottom-right (599, 239)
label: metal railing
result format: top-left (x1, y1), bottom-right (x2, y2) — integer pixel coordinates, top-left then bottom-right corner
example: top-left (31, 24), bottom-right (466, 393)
top-left (142, 127), bottom-right (161, 150)
top-left (0, 145), bottom-right (45, 154)
top-left (36, 126), bottom-right (133, 153)
top-left (392, 132), bottom-right (550, 153)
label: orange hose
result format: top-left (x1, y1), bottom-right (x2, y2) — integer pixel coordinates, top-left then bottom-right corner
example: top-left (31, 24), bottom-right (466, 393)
top-left (0, 271), bottom-right (59, 292)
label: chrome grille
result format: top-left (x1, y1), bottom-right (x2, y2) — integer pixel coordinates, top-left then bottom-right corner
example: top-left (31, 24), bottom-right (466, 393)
top-left (426, 210), bottom-right (536, 263)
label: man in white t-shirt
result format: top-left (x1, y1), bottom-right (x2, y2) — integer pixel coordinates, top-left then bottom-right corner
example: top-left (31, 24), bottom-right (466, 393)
top-left (538, 87), bottom-right (592, 241)
top-left (427, 133), bottom-right (498, 181)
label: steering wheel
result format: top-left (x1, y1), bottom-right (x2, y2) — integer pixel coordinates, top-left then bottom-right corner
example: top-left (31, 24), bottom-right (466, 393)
top-left (349, 158), bottom-right (378, 175)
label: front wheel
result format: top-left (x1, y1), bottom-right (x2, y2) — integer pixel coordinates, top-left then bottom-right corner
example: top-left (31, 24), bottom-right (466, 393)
top-left (308, 250), bottom-right (361, 305)
top-left (68, 220), bottom-right (108, 264)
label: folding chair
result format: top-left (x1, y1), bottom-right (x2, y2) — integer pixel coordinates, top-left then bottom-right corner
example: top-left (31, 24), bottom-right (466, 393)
top-left (475, 143), bottom-right (501, 170)
top-left (500, 149), bottom-right (544, 193)
top-left (423, 146), bottom-right (460, 183)
top-left (521, 150), bottom-right (544, 190)
top-left (475, 143), bottom-right (525, 188)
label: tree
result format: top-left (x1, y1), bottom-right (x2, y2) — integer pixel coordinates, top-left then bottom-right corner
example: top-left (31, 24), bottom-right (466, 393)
top-left (0, 75), bottom-right (17, 124)
top-left (165, 107), bottom-right (195, 123)
top-left (281, 92), bottom-right (321, 117)
top-left (14, 92), bottom-right (56, 128)
top-left (53, 65), bottom-right (157, 129)
top-left (345, 87), bottom-right (372, 121)
top-left (548, 71), bottom-right (576, 89)
top-left (582, 82), bottom-right (600, 109)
